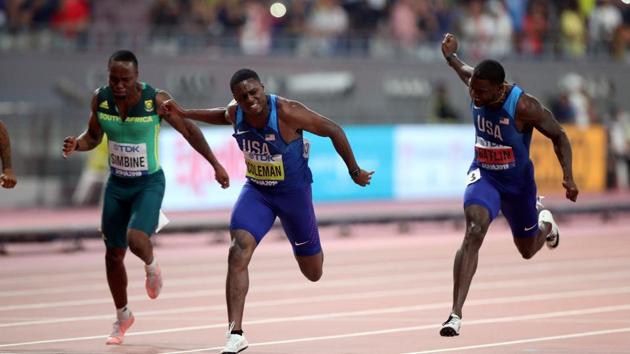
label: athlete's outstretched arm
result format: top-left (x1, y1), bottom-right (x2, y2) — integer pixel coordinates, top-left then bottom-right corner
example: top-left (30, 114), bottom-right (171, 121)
top-left (517, 94), bottom-right (579, 202)
top-left (157, 91), bottom-right (229, 188)
top-left (161, 98), bottom-right (232, 126)
top-left (62, 92), bottom-right (104, 158)
top-left (0, 120), bottom-right (17, 188)
top-left (441, 33), bottom-right (474, 86)
top-left (280, 99), bottom-right (374, 187)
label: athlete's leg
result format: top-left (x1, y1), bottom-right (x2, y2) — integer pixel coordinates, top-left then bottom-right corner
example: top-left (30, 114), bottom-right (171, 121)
top-left (127, 229), bottom-right (154, 263)
top-left (226, 229), bottom-right (258, 331)
top-left (502, 183), bottom-right (552, 259)
top-left (227, 184), bottom-right (276, 332)
top-left (451, 204), bottom-right (491, 318)
top-left (442, 175), bottom-right (500, 337)
top-left (127, 172), bottom-right (165, 299)
top-left (105, 247), bottom-right (128, 309)
top-left (101, 176), bottom-right (132, 310)
top-left (512, 225), bottom-right (549, 259)
top-left (295, 252), bottom-right (323, 282)
top-left (277, 185), bottom-right (323, 281)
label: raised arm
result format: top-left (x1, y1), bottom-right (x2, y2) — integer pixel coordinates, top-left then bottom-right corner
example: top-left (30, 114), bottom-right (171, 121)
top-left (157, 91), bottom-right (229, 188)
top-left (0, 120), bottom-right (17, 188)
top-left (516, 94), bottom-right (579, 202)
top-left (279, 99), bottom-right (373, 186)
top-left (441, 33), bottom-right (474, 86)
top-left (62, 91), bottom-right (104, 158)
top-left (161, 98), bottom-right (232, 126)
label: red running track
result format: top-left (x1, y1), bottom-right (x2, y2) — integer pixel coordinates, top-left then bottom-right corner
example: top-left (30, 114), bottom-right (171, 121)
top-left (0, 214), bottom-right (629, 353)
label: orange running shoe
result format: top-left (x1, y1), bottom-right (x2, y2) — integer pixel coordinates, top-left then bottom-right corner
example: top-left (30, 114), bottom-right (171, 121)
top-left (145, 263), bottom-right (162, 299)
top-left (106, 312), bottom-right (135, 345)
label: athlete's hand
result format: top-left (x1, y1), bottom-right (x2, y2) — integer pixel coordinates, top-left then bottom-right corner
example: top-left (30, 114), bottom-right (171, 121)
top-left (161, 99), bottom-right (185, 119)
top-left (351, 169), bottom-right (374, 187)
top-left (62, 136), bottom-right (78, 159)
top-left (563, 178), bottom-right (579, 202)
top-left (213, 164), bottom-right (230, 189)
top-left (441, 33), bottom-right (458, 58)
top-left (0, 168), bottom-right (17, 188)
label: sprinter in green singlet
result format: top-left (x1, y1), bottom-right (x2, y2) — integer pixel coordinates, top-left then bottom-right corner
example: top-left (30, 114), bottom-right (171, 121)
top-left (62, 50), bottom-right (230, 346)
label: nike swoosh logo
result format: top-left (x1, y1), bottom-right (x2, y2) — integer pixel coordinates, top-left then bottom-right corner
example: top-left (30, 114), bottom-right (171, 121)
top-left (294, 240), bottom-right (309, 246)
top-left (235, 130), bottom-right (250, 135)
top-left (524, 223), bottom-right (538, 231)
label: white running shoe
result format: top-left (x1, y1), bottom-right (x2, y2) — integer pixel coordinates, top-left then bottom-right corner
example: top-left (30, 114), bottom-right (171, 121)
top-left (221, 322), bottom-right (248, 354)
top-left (539, 209), bottom-right (560, 249)
top-left (106, 312), bottom-right (135, 345)
top-left (145, 263), bottom-right (162, 299)
top-left (440, 313), bottom-right (461, 337)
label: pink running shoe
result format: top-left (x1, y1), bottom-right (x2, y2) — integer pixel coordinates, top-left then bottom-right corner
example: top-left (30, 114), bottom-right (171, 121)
top-left (106, 313), bottom-right (135, 345)
top-left (145, 263), bottom-right (163, 299)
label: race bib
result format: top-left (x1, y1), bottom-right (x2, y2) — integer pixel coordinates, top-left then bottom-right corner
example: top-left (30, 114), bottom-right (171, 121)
top-left (475, 144), bottom-right (516, 170)
top-left (108, 140), bottom-right (148, 177)
top-left (303, 138), bottom-right (310, 159)
top-left (466, 168), bottom-right (481, 186)
top-left (244, 152), bottom-right (285, 182)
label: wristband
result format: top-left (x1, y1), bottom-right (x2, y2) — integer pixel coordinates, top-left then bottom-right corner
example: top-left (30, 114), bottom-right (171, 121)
top-left (349, 167), bottom-right (360, 178)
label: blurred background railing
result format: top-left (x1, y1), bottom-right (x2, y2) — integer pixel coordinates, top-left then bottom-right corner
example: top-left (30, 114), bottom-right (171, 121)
top-left (1, 0), bottom-right (629, 210)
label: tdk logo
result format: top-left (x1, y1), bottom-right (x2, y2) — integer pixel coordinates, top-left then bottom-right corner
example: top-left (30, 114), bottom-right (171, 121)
top-left (113, 144), bottom-right (140, 153)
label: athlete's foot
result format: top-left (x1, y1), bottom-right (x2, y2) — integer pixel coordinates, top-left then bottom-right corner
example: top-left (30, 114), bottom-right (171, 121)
top-left (106, 312), bottom-right (135, 345)
top-left (539, 209), bottom-right (559, 249)
top-left (439, 313), bottom-right (461, 337)
top-left (145, 263), bottom-right (162, 299)
top-left (221, 322), bottom-right (248, 354)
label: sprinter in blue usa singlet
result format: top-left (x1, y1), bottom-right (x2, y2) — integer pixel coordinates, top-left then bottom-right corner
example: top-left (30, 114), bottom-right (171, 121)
top-left (438, 33), bottom-right (579, 337)
top-left (160, 68), bottom-right (374, 353)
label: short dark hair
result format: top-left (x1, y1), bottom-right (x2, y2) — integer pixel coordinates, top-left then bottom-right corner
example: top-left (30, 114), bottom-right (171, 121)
top-left (109, 50), bottom-right (138, 69)
top-left (230, 68), bottom-right (260, 91)
top-left (473, 59), bottom-right (505, 85)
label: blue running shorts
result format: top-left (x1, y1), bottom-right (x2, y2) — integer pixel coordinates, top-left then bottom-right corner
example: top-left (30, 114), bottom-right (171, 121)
top-left (230, 183), bottom-right (322, 256)
top-left (464, 172), bottom-right (539, 238)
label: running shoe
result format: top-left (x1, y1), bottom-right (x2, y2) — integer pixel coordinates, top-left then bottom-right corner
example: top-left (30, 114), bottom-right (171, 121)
top-left (145, 263), bottom-right (162, 299)
top-left (105, 312), bottom-right (135, 345)
top-left (440, 313), bottom-right (461, 337)
top-left (221, 322), bottom-right (248, 354)
top-left (539, 209), bottom-right (560, 249)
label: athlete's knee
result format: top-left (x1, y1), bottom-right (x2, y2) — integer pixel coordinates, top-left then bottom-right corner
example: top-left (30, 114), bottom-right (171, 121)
top-left (520, 251), bottom-right (535, 260)
top-left (127, 230), bottom-right (151, 254)
top-left (518, 247), bottom-right (537, 260)
top-left (302, 267), bottom-right (322, 282)
top-left (105, 248), bottom-right (125, 266)
top-left (463, 223), bottom-right (486, 250)
top-left (228, 237), bottom-right (255, 270)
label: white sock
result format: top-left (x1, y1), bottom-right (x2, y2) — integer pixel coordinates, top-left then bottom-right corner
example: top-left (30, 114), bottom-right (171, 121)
top-left (116, 306), bottom-right (131, 321)
top-left (538, 210), bottom-right (552, 235)
top-left (145, 257), bottom-right (158, 273)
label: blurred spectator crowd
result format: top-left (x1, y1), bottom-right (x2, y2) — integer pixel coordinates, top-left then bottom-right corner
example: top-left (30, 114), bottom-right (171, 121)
top-left (1, 0), bottom-right (630, 60)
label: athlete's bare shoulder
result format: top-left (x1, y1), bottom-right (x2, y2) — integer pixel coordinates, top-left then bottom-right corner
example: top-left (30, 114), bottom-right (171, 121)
top-left (516, 92), bottom-right (545, 117)
top-left (226, 99), bottom-right (238, 122)
top-left (276, 96), bottom-right (306, 117)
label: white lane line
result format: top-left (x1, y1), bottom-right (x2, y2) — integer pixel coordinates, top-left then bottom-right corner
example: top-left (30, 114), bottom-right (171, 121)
top-left (0, 257), bottom-right (438, 297)
top-left (160, 309), bottom-right (630, 354)
top-left (2, 292), bottom-right (630, 348)
top-left (2, 257), bottom-right (629, 312)
top-left (402, 327), bottom-right (630, 354)
top-left (2, 270), bottom-right (629, 328)
top-left (2, 248), bottom-right (627, 288)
